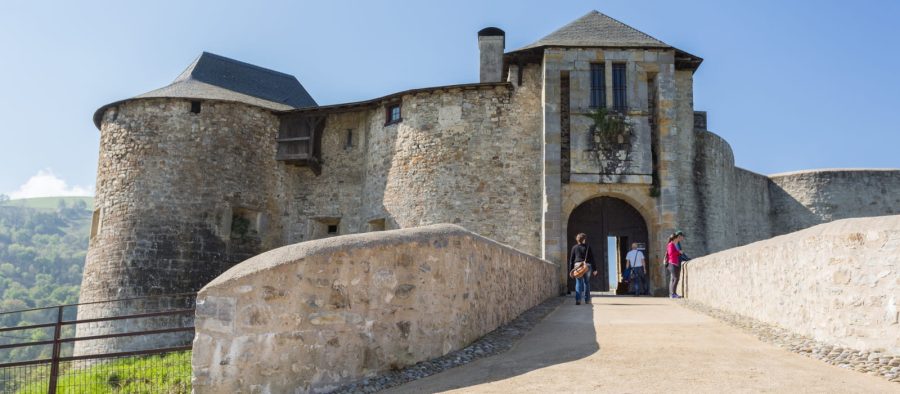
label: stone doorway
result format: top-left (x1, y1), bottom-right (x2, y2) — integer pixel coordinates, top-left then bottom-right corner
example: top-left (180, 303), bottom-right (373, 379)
top-left (567, 196), bottom-right (649, 292)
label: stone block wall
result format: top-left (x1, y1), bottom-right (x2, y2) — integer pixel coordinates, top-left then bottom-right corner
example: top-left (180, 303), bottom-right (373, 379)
top-left (281, 76), bottom-right (544, 258)
top-left (682, 215), bottom-right (900, 354)
top-left (191, 224), bottom-right (558, 393)
top-left (367, 80), bottom-right (543, 257)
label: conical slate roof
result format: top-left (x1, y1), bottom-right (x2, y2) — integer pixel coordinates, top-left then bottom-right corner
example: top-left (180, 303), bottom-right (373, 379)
top-left (94, 52), bottom-right (317, 128)
top-left (516, 10), bottom-right (670, 50)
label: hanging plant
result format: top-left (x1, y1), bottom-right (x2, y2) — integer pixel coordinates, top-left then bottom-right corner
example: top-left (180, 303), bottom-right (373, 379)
top-left (583, 108), bottom-right (634, 175)
top-left (583, 107), bottom-right (630, 145)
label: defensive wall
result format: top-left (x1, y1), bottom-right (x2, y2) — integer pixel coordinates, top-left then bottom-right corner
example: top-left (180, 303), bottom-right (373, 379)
top-left (682, 215), bottom-right (900, 355)
top-left (191, 224), bottom-right (558, 393)
top-left (685, 121), bottom-right (900, 257)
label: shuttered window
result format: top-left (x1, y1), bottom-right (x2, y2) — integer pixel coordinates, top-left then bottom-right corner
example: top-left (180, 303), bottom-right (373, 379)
top-left (590, 63), bottom-right (606, 109)
top-left (612, 63), bottom-right (627, 112)
top-left (276, 114), bottom-right (325, 174)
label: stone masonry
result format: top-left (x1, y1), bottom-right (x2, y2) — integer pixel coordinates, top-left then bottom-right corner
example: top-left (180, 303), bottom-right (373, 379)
top-left (682, 215), bottom-right (900, 357)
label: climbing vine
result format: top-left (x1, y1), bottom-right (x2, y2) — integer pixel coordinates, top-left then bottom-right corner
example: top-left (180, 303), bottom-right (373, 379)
top-left (583, 108), bottom-right (634, 175)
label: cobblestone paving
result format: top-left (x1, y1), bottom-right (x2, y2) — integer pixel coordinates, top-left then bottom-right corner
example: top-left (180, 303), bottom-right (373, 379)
top-left (681, 299), bottom-right (900, 384)
top-left (333, 296), bottom-right (565, 393)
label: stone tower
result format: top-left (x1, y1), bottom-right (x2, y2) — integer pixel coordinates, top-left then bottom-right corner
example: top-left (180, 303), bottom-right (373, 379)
top-left (77, 52), bottom-right (317, 354)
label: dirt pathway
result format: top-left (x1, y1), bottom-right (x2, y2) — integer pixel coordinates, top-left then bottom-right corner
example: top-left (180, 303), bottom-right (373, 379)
top-left (385, 295), bottom-right (897, 393)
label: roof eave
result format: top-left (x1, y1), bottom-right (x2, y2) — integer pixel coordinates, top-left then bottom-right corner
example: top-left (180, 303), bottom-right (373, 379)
top-left (503, 45), bottom-right (703, 72)
top-left (674, 49), bottom-right (703, 72)
top-left (279, 82), bottom-right (512, 116)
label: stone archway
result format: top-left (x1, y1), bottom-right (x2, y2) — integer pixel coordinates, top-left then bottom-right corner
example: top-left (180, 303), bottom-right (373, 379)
top-left (566, 196), bottom-right (649, 292)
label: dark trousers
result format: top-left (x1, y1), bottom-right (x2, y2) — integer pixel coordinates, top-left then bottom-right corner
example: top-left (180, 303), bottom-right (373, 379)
top-left (630, 266), bottom-right (647, 295)
top-left (667, 263), bottom-right (681, 296)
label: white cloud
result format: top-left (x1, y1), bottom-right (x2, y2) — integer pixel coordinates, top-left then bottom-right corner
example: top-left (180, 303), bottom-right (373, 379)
top-left (8, 169), bottom-right (93, 199)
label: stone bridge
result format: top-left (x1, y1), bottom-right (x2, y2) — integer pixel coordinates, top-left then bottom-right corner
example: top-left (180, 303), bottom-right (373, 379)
top-left (192, 217), bottom-right (899, 392)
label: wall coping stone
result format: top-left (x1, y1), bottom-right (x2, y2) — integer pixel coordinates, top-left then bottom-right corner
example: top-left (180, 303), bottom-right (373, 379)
top-left (202, 223), bottom-right (556, 291)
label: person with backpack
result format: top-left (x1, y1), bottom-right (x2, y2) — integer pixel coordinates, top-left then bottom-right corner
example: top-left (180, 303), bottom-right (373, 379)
top-left (568, 233), bottom-right (598, 305)
top-left (625, 243), bottom-right (647, 296)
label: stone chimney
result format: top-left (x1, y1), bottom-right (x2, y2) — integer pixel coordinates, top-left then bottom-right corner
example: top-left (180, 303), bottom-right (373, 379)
top-left (478, 27), bottom-right (505, 83)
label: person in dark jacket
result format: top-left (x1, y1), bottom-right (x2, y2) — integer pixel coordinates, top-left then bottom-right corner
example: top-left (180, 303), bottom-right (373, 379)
top-left (569, 233), bottom-right (598, 305)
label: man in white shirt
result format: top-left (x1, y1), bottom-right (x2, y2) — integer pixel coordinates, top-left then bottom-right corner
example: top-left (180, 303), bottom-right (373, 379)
top-left (625, 243), bottom-right (647, 296)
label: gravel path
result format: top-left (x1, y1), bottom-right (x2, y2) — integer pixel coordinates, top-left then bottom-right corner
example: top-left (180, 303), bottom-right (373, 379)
top-left (680, 299), bottom-right (900, 384)
top-left (332, 296), bottom-right (564, 393)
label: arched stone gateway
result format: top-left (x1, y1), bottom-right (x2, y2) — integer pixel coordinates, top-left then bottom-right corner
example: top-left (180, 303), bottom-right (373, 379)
top-left (566, 197), bottom-right (649, 292)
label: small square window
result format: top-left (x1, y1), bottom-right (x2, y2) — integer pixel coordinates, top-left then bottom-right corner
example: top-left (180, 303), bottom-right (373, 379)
top-left (327, 224), bottom-right (338, 234)
top-left (190, 101), bottom-right (202, 114)
top-left (385, 103), bottom-right (402, 125)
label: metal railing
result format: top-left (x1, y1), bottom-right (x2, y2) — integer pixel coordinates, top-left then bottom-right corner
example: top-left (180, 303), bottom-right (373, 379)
top-left (0, 293), bottom-right (195, 393)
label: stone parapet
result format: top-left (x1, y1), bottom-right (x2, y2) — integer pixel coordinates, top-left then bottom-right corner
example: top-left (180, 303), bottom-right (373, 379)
top-left (683, 215), bottom-right (900, 354)
top-left (191, 224), bottom-right (558, 393)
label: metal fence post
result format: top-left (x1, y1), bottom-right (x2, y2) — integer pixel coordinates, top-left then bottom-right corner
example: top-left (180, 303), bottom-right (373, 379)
top-left (47, 306), bottom-right (63, 394)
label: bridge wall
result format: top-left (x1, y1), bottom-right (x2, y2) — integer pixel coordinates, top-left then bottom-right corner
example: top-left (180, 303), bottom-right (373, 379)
top-left (191, 224), bottom-right (557, 393)
top-left (683, 215), bottom-right (900, 354)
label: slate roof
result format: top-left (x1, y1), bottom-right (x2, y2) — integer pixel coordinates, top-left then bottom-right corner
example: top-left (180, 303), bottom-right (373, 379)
top-left (515, 10), bottom-right (670, 51)
top-left (94, 52), bottom-right (317, 128)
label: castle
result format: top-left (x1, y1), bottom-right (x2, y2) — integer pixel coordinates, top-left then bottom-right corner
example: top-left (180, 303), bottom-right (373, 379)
top-left (79, 11), bottom-right (900, 346)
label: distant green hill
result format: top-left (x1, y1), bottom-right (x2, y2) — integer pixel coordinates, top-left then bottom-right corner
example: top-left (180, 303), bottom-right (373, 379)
top-left (0, 196), bottom-right (92, 363)
top-left (0, 196), bottom-right (93, 211)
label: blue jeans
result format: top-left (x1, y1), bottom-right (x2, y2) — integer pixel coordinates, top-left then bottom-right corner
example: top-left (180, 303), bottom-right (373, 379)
top-left (575, 269), bottom-right (592, 302)
top-left (630, 266), bottom-right (646, 295)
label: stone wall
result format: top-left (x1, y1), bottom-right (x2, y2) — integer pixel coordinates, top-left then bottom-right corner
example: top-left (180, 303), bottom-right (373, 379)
top-left (368, 79), bottom-right (544, 256)
top-left (691, 128), bottom-right (773, 255)
top-left (78, 99), bottom-right (284, 355)
top-left (682, 215), bottom-right (900, 354)
top-left (769, 169), bottom-right (900, 236)
top-left (688, 123), bottom-right (899, 257)
top-left (281, 77), bottom-right (544, 258)
top-left (191, 224), bottom-right (558, 393)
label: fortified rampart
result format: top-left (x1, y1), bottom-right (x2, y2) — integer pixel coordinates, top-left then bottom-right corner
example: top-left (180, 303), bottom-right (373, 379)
top-left (683, 215), bottom-right (900, 355)
top-left (686, 121), bottom-right (900, 256)
top-left (191, 224), bottom-right (558, 393)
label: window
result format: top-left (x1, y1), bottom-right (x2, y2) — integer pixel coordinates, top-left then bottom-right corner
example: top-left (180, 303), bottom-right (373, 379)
top-left (367, 218), bottom-right (386, 232)
top-left (590, 63), bottom-right (606, 108)
top-left (310, 217), bottom-right (341, 239)
top-left (385, 103), bottom-right (402, 125)
top-left (612, 63), bottom-right (627, 112)
top-left (230, 208), bottom-right (261, 239)
top-left (190, 101), bottom-right (202, 114)
top-left (344, 129), bottom-right (353, 150)
top-left (90, 208), bottom-right (102, 240)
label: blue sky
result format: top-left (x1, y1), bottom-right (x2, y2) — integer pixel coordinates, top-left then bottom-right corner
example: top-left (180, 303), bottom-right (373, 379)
top-left (1, 0), bottom-right (898, 198)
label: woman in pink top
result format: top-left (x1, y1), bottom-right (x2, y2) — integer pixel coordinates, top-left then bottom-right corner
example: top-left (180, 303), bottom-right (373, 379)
top-left (666, 232), bottom-right (685, 298)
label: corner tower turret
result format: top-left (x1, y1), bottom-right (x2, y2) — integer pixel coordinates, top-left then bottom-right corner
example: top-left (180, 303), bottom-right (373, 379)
top-left (78, 52), bottom-right (316, 354)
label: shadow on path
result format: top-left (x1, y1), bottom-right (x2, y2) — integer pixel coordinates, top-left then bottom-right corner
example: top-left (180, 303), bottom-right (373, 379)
top-left (385, 294), bottom-right (598, 393)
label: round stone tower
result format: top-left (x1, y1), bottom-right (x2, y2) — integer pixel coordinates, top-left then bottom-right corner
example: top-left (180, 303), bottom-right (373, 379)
top-left (77, 52), bottom-right (317, 354)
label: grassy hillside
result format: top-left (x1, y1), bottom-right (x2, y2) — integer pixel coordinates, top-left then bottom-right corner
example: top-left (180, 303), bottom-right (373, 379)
top-left (0, 196), bottom-right (93, 211)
